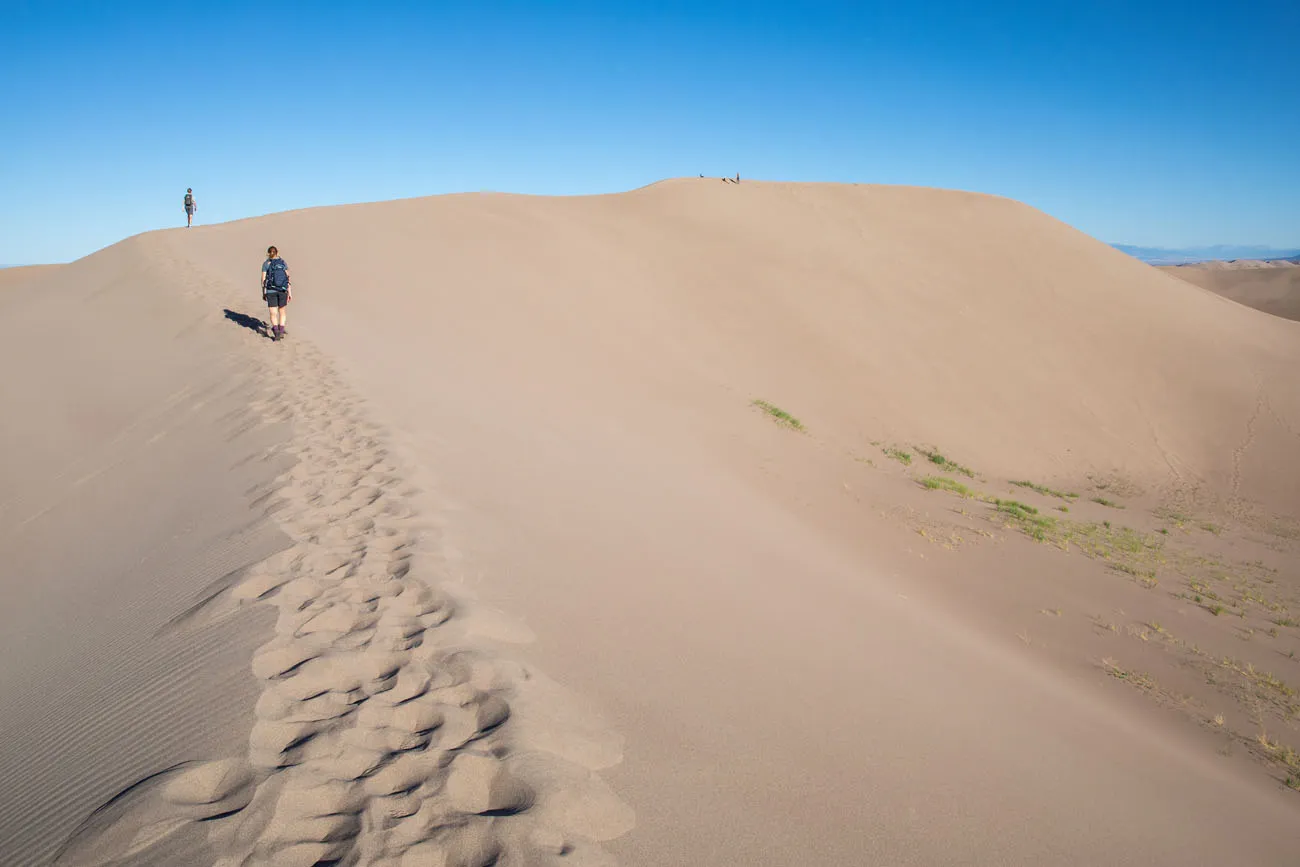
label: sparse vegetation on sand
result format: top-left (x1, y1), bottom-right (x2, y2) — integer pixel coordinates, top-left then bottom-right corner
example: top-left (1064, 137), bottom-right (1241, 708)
top-left (920, 476), bottom-right (976, 496)
top-left (883, 447), bottom-right (912, 465)
top-left (993, 499), bottom-right (1057, 540)
top-left (919, 477), bottom-right (1166, 578)
top-left (1091, 497), bottom-right (1124, 508)
top-left (1010, 480), bottom-right (1077, 500)
top-left (915, 447), bottom-right (974, 478)
top-left (1102, 657), bottom-right (1160, 692)
top-left (1103, 652), bottom-right (1300, 787)
top-left (751, 399), bottom-right (804, 431)
top-left (1155, 506), bottom-right (1192, 525)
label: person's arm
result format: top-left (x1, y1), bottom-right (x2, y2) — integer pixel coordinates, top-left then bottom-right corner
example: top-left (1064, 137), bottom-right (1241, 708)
top-left (286, 265), bottom-right (293, 300)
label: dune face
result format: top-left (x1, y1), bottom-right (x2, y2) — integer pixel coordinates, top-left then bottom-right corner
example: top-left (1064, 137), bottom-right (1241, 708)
top-left (0, 245), bottom-right (292, 865)
top-left (1160, 259), bottom-right (1300, 322)
top-left (3, 180), bottom-right (1299, 866)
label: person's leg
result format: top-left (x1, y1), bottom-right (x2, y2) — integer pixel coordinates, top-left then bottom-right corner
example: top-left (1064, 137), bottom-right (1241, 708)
top-left (271, 293), bottom-right (288, 337)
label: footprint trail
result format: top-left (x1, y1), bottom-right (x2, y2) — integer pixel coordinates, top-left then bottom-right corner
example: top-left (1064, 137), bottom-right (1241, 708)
top-left (55, 245), bottom-right (632, 867)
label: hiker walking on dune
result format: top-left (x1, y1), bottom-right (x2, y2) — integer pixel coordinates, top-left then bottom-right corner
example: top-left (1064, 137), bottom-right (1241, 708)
top-left (261, 245), bottom-right (292, 341)
top-left (183, 188), bottom-right (197, 227)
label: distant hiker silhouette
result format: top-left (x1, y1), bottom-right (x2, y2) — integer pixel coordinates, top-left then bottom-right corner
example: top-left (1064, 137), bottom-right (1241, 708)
top-left (261, 245), bottom-right (293, 341)
top-left (184, 188), bottom-right (196, 227)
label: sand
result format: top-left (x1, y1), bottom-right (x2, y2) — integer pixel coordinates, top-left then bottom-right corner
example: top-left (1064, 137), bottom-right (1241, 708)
top-left (2, 179), bottom-right (1299, 866)
top-left (1159, 259), bottom-right (1300, 322)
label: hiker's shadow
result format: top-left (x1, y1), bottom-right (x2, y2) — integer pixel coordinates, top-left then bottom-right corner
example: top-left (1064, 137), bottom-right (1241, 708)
top-left (223, 309), bottom-right (265, 335)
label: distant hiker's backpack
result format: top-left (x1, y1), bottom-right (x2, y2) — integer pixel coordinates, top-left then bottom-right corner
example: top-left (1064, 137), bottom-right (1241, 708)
top-left (184, 193), bottom-right (193, 207)
top-left (265, 257), bottom-right (289, 291)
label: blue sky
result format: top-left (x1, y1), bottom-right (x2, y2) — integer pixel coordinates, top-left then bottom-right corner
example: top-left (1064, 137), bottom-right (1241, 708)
top-left (2, 0), bottom-right (1298, 263)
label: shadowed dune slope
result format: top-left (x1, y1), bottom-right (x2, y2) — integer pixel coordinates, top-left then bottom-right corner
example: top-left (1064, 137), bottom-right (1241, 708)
top-left (1160, 260), bottom-right (1300, 323)
top-left (0, 247), bottom-right (291, 866)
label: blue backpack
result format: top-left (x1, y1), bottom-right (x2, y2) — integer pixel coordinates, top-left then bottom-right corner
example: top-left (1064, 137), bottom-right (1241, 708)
top-left (265, 258), bottom-right (289, 291)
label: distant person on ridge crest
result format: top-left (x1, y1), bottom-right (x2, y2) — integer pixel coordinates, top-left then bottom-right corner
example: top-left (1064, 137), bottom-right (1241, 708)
top-left (184, 188), bottom-right (196, 227)
top-left (261, 245), bottom-right (292, 341)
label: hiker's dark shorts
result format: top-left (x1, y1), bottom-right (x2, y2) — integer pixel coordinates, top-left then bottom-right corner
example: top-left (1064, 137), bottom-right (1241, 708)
top-left (265, 290), bottom-right (288, 308)
top-left (185, 205), bottom-right (195, 215)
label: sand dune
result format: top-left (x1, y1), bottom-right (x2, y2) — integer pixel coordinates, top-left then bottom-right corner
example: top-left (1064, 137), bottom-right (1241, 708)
top-left (0, 246), bottom-right (292, 866)
top-left (1160, 259), bottom-right (1300, 322)
top-left (3, 179), bottom-right (1299, 866)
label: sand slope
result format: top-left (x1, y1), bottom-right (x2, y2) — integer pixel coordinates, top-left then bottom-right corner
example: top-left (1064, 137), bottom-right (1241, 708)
top-left (0, 248), bottom-right (291, 866)
top-left (1160, 259), bottom-right (1300, 322)
top-left (3, 238), bottom-right (631, 866)
top-left (182, 179), bottom-right (1300, 512)
top-left (3, 179), bottom-right (1299, 865)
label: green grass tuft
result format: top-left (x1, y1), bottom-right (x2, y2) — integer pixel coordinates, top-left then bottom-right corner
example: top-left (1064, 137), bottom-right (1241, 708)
top-left (993, 499), bottom-right (1056, 540)
top-left (921, 476), bottom-right (975, 497)
top-left (915, 447), bottom-right (975, 478)
top-left (883, 447), bottom-right (912, 465)
top-left (751, 400), bottom-right (804, 431)
top-left (1010, 480), bottom-right (1078, 499)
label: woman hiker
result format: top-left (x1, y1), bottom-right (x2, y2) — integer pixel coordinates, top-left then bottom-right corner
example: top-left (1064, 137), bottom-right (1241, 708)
top-left (260, 245), bottom-right (292, 341)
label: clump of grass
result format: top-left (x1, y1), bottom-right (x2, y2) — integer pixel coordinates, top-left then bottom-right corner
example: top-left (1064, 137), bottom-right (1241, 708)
top-left (751, 399), bottom-right (804, 431)
top-left (1056, 520), bottom-right (1165, 577)
top-left (883, 447), bottom-right (912, 465)
top-left (1010, 480), bottom-right (1077, 500)
top-left (993, 499), bottom-right (1057, 541)
top-left (1057, 505), bottom-right (1070, 513)
top-left (1274, 617), bottom-right (1299, 628)
top-left (1114, 563), bottom-right (1160, 588)
top-left (1199, 522), bottom-right (1222, 535)
top-left (1092, 497), bottom-right (1123, 508)
top-left (1257, 735), bottom-right (1300, 779)
top-left (927, 478), bottom-right (1166, 574)
top-left (921, 476), bottom-right (976, 497)
top-left (915, 447), bottom-right (974, 478)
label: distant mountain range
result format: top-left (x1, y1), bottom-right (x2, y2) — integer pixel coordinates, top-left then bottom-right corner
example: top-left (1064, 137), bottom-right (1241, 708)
top-left (1112, 244), bottom-right (1300, 266)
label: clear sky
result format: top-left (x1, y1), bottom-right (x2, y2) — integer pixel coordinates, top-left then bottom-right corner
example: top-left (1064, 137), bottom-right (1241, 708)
top-left (2, 0), bottom-right (1298, 264)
